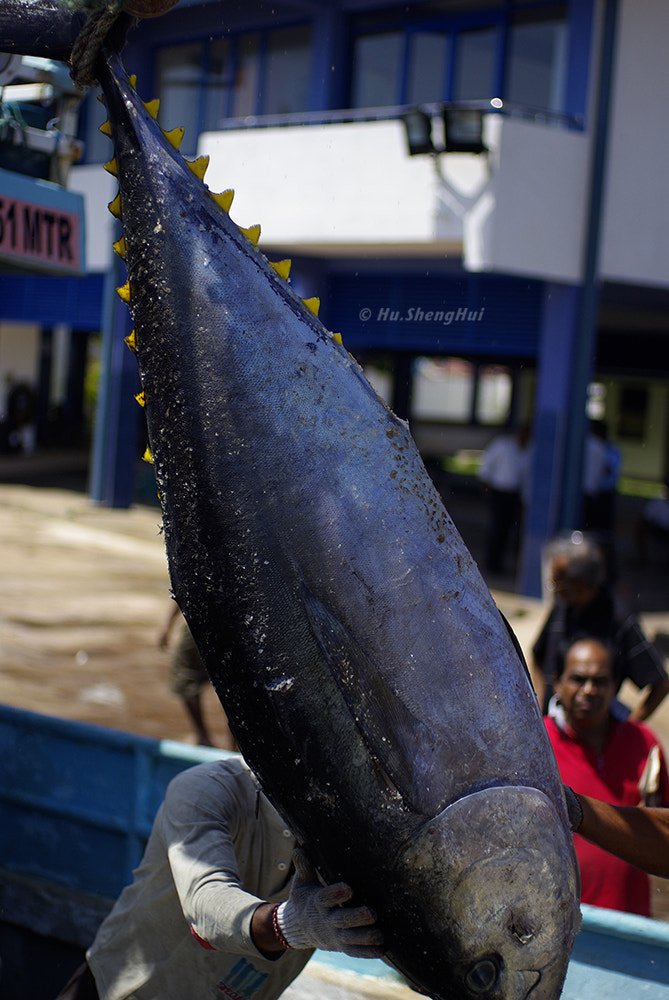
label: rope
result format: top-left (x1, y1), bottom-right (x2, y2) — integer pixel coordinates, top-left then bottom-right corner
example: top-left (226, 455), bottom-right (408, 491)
top-left (66, 0), bottom-right (126, 89)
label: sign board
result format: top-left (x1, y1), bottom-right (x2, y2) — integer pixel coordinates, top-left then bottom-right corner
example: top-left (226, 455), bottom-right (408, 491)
top-left (0, 167), bottom-right (85, 274)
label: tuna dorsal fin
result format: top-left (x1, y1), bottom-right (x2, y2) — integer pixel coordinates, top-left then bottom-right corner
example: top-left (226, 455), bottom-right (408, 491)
top-left (239, 223), bottom-right (261, 245)
top-left (108, 192), bottom-right (122, 219)
top-left (113, 236), bottom-right (126, 259)
top-left (163, 126), bottom-right (185, 150)
top-left (212, 189), bottom-right (234, 213)
top-left (141, 97), bottom-right (160, 119)
top-left (302, 296), bottom-right (320, 316)
top-left (187, 155), bottom-right (210, 181)
top-left (300, 583), bottom-right (444, 815)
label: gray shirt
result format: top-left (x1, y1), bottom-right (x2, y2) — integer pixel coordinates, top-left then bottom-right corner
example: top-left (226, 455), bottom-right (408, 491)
top-left (88, 757), bottom-right (312, 999)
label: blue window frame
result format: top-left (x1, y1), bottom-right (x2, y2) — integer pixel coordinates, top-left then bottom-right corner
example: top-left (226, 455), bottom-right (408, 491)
top-left (348, 3), bottom-right (571, 117)
top-left (80, 22), bottom-right (313, 162)
top-left (151, 24), bottom-right (312, 155)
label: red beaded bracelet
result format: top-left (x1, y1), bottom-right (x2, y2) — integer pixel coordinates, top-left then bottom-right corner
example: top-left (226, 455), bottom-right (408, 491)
top-left (272, 903), bottom-right (293, 950)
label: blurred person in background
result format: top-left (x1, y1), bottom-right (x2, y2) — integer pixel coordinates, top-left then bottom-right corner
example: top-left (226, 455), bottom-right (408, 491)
top-left (478, 424), bottom-right (531, 575)
top-left (159, 600), bottom-right (236, 749)
top-left (531, 533), bottom-right (669, 719)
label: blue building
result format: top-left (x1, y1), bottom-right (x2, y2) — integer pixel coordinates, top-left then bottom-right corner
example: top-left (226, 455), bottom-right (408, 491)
top-left (2, 0), bottom-right (669, 594)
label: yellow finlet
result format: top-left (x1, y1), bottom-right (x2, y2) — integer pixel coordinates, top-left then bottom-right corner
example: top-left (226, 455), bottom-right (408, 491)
top-left (129, 74), bottom-right (137, 89)
top-left (125, 329), bottom-right (137, 353)
top-left (117, 281), bottom-right (132, 304)
top-left (99, 120), bottom-right (113, 138)
top-left (212, 189), bottom-right (234, 213)
top-left (302, 297), bottom-right (320, 316)
top-left (113, 237), bottom-right (127, 259)
top-left (271, 259), bottom-right (291, 280)
top-left (103, 158), bottom-right (119, 177)
top-left (142, 446), bottom-right (153, 465)
top-left (333, 332), bottom-right (343, 345)
top-left (239, 224), bottom-right (261, 246)
top-left (163, 126), bottom-right (185, 150)
top-left (135, 391), bottom-right (146, 407)
top-left (187, 155), bottom-right (209, 181)
top-left (142, 98), bottom-right (160, 119)
top-left (108, 192), bottom-right (122, 218)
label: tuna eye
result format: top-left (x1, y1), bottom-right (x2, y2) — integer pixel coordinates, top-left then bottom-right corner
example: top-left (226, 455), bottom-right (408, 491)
top-left (465, 958), bottom-right (499, 995)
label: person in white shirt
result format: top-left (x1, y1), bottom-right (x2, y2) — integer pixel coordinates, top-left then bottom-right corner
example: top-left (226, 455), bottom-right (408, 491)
top-left (478, 424), bottom-right (530, 573)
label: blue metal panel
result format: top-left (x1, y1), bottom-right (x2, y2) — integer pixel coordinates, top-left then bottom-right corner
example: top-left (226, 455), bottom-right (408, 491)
top-left (328, 271), bottom-right (543, 358)
top-left (0, 272), bottom-right (104, 330)
top-left (563, 904), bottom-right (669, 997)
top-left (0, 705), bottom-right (230, 898)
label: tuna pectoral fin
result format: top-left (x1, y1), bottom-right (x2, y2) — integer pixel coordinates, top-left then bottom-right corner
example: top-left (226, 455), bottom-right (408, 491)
top-left (300, 583), bottom-right (438, 814)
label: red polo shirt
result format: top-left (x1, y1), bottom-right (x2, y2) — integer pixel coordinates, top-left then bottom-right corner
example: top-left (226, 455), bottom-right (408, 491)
top-left (545, 715), bottom-right (669, 916)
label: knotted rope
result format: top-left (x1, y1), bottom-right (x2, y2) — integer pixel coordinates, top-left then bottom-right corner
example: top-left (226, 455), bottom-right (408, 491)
top-left (65, 0), bottom-right (178, 89)
top-left (65, 0), bottom-right (125, 88)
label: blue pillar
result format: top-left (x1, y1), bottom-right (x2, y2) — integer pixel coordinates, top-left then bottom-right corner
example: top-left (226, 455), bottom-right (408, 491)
top-left (519, 282), bottom-right (581, 598)
top-left (519, 0), bottom-right (618, 597)
top-left (89, 258), bottom-right (142, 507)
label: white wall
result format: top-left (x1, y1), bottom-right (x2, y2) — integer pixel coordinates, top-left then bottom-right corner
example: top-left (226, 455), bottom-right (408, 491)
top-left (600, 0), bottom-right (669, 288)
top-left (199, 120), bottom-right (461, 253)
top-left (462, 116), bottom-right (591, 282)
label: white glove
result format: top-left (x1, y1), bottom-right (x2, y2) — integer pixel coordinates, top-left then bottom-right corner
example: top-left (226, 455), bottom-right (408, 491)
top-left (275, 848), bottom-right (384, 958)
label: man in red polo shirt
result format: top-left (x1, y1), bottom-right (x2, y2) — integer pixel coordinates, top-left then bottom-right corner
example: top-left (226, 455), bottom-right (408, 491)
top-left (546, 635), bottom-right (669, 916)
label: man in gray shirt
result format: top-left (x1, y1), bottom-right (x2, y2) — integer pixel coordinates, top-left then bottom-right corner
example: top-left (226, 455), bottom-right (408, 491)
top-left (55, 757), bottom-right (383, 1000)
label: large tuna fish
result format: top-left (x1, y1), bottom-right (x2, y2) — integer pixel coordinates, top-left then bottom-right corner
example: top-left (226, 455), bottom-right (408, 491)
top-left (94, 43), bottom-right (579, 1000)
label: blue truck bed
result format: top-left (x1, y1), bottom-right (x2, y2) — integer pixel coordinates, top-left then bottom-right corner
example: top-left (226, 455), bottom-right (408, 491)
top-left (1, 704), bottom-right (668, 999)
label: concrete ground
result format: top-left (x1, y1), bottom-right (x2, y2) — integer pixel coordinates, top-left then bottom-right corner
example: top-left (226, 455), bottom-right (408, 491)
top-left (1, 448), bottom-right (669, 917)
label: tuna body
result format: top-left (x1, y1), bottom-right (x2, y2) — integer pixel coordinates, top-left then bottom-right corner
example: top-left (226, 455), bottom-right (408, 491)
top-left (98, 48), bottom-right (580, 1000)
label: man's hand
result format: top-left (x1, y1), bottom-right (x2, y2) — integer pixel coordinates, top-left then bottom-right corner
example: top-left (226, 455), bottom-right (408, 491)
top-left (563, 785), bottom-right (584, 832)
top-left (275, 848), bottom-right (384, 958)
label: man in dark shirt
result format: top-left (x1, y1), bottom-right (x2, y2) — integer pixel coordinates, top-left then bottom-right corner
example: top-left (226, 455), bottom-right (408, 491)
top-left (531, 533), bottom-right (669, 719)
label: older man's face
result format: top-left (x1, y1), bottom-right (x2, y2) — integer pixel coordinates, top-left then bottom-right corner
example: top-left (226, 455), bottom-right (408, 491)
top-left (549, 556), bottom-right (594, 608)
top-left (555, 638), bottom-right (616, 732)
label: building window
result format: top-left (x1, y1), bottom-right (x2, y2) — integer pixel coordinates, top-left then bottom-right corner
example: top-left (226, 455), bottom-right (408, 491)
top-left (231, 33), bottom-right (261, 119)
top-left (348, 3), bottom-right (568, 114)
top-left (156, 43), bottom-right (203, 152)
top-left (151, 25), bottom-right (311, 155)
top-left (407, 32), bottom-right (450, 105)
top-left (452, 26), bottom-right (498, 101)
top-left (617, 386), bottom-right (648, 441)
top-left (476, 364), bottom-right (512, 425)
top-left (505, 13), bottom-right (567, 111)
top-left (351, 31), bottom-right (404, 107)
top-left (413, 357), bottom-right (475, 423)
top-left (265, 25), bottom-right (312, 115)
top-left (202, 38), bottom-right (232, 132)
